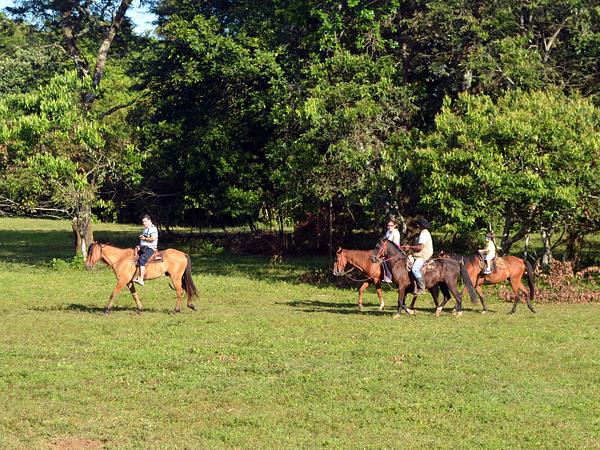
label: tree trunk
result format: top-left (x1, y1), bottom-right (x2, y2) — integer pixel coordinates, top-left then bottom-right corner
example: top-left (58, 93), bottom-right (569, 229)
top-left (71, 205), bottom-right (94, 256)
top-left (541, 227), bottom-right (553, 268)
top-left (500, 215), bottom-right (512, 255)
top-left (564, 228), bottom-right (582, 267)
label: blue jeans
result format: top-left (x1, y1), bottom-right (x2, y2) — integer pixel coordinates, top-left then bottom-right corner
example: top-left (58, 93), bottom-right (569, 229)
top-left (138, 246), bottom-right (155, 266)
top-left (412, 258), bottom-right (425, 280)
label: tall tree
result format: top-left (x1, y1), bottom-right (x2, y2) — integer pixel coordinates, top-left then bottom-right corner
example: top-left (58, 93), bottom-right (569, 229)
top-left (3, 0), bottom-right (142, 253)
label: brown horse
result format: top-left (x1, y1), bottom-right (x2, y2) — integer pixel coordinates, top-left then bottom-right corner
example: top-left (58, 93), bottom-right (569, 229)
top-left (332, 248), bottom-right (385, 311)
top-left (372, 239), bottom-right (477, 317)
top-left (439, 252), bottom-right (535, 314)
top-left (85, 242), bottom-right (198, 315)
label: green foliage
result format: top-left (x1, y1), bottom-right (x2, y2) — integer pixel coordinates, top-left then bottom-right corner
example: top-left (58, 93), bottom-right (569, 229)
top-left (420, 89), bottom-right (600, 248)
top-left (0, 70), bottom-right (142, 218)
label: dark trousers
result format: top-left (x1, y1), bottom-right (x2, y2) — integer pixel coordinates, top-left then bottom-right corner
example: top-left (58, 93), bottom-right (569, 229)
top-left (138, 246), bottom-right (154, 266)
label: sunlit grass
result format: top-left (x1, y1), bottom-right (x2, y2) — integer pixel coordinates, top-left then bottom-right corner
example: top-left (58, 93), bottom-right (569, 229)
top-left (0, 218), bottom-right (599, 449)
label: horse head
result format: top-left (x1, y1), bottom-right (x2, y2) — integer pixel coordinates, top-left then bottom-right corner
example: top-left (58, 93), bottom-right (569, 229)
top-left (371, 238), bottom-right (388, 263)
top-left (85, 242), bottom-right (102, 270)
top-left (332, 247), bottom-right (347, 276)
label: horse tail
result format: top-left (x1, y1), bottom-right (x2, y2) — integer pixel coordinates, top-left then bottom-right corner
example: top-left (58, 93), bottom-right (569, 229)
top-left (525, 259), bottom-right (535, 302)
top-left (459, 261), bottom-right (478, 304)
top-left (182, 254), bottom-right (199, 302)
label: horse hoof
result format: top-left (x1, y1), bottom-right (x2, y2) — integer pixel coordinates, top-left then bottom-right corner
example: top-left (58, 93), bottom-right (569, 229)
top-left (103, 308), bottom-right (110, 316)
top-left (406, 309), bottom-right (415, 316)
top-left (452, 311), bottom-right (463, 317)
top-left (172, 308), bottom-right (181, 315)
top-left (435, 307), bottom-right (442, 317)
top-left (136, 308), bottom-right (143, 315)
top-left (379, 305), bottom-right (385, 311)
top-left (188, 304), bottom-right (197, 311)
top-left (481, 310), bottom-right (487, 314)
top-left (358, 305), bottom-right (364, 313)
top-left (393, 313), bottom-right (402, 320)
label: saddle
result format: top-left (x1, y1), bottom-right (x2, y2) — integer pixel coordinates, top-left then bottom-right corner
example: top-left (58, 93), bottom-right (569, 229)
top-left (406, 256), bottom-right (435, 293)
top-left (134, 246), bottom-right (164, 265)
top-left (480, 256), bottom-right (498, 275)
top-left (405, 255), bottom-right (435, 273)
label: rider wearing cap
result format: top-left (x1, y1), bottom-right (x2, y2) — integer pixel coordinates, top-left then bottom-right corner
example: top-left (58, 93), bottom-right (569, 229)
top-left (401, 218), bottom-right (433, 294)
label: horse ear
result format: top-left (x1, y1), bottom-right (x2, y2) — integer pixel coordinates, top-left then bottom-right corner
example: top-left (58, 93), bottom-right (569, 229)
top-left (336, 247), bottom-right (342, 253)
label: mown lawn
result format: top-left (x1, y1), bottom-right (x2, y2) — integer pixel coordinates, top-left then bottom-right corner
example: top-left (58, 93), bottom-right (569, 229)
top-left (0, 218), bottom-right (599, 449)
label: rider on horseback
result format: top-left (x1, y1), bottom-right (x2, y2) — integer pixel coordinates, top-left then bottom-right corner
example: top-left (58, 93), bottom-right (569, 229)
top-left (400, 218), bottom-right (433, 294)
top-left (478, 231), bottom-right (496, 274)
top-left (133, 214), bottom-right (158, 286)
top-left (382, 219), bottom-right (401, 283)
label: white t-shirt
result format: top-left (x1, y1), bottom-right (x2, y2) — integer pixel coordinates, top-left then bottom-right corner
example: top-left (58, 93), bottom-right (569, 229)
top-left (414, 229), bottom-right (433, 259)
top-left (385, 228), bottom-right (401, 246)
top-left (140, 225), bottom-right (158, 250)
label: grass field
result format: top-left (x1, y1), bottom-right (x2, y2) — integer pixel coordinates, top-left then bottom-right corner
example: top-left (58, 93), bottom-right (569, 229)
top-left (0, 218), bottom-right (599, 449)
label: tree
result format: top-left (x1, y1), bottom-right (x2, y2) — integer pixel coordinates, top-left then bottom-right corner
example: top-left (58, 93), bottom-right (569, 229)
top-left (0, 70), bottom-right (142, 254)
top-left (419, 89), bottom-right (600, 262)
top-left (3, 0), bottom-right (143, 253)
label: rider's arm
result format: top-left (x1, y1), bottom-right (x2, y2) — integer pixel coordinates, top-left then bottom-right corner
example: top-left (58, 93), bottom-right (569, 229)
top-left (402, 243), bottom-right (424, 252)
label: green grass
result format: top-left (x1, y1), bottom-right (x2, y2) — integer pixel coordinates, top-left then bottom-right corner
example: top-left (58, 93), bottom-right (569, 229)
top-left (0, 218), bottom-right (599, 449)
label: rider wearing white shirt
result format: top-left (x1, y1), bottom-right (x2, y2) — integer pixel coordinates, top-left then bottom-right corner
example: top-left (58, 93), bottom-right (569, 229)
top-left (401, 218), bottom-right (433, 294)
top-left (382, 220), bottom-right (401, 282)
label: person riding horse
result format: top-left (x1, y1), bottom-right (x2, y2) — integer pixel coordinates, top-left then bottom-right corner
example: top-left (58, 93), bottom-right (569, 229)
top-left (382, 219), bottom-right (401, 283)
top-left (400, 218), bottom-right (433, 295)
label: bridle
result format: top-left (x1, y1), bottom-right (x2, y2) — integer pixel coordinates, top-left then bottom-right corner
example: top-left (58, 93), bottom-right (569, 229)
top-left (372, 240), bottom-right (405, 265)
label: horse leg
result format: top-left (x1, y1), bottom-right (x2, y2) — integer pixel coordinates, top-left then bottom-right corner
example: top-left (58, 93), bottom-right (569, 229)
top-left (475, 285), bottom-right (488, 313)
top-left (395, 287), bottom-right (413, 317)
top-left (447, 283), bottom-right (463, 317)
top-left (436, 284), bottom-right (452, 317)
top-left (375, 282), bottom-right (384, 311)
top-left (104, 279), bottom-right (128, 315)
top-left (171, 275), bottom-right (185, 313)
top-left (513, 278), bottom-right (536, 314)
top-left (127, 282), bottom-right (144, 315)
top-left (358, 281), bottom-right (369, 312)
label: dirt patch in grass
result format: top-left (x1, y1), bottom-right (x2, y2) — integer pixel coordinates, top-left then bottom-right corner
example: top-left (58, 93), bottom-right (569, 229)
top-left (49, 438), bottom-right (106, 449)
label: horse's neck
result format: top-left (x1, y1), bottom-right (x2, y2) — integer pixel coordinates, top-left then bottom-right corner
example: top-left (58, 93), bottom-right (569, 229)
top-left (342, 250), bottom-right (371, 269)
top-left (385, 247), bottom-right (406, 267)
top-left (102, 245), bottom-right (133, 265)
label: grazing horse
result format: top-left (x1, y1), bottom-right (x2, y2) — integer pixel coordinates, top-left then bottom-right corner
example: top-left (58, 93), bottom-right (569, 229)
top-left (85, 242), bottom-right (198, 315)
top-left (372, 239), bottom-right (477, 317)
top-left (332, 248), bottom-right (385, 311)
top-left (439, 252), bottom-right (536, 314)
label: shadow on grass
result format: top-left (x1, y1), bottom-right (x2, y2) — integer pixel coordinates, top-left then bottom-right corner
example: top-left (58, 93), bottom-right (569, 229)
top-left (281, 298), bottom-right (446, 316)
top-left (28, 303), bottom-right (191, 315)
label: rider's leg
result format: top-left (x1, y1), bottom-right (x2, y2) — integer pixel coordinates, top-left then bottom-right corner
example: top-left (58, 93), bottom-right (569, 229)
top-left (412, 259), bottom-right (425, 294)
top-left (383, 261), bottom-right (392, 282)
top-left (484, 257), bottom-right (491, 274)
top-left (134, 248), bottom-right (149, 285)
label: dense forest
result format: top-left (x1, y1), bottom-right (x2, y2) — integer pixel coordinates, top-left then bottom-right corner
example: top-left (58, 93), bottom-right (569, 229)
top-left (0, 0), bottom-right (598, 265)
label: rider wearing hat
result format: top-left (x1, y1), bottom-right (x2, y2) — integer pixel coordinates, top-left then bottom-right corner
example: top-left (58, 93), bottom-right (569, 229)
top-left (401, 218), bottom-right (433, 294)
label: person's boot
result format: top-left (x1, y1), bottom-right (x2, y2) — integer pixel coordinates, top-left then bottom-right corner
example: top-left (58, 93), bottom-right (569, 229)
top-left (414, 276), bottom-right (426, 294)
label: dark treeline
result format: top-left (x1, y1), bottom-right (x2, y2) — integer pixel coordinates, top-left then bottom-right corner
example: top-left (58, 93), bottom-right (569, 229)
top-left (0, 1), bottom-right (598, 265)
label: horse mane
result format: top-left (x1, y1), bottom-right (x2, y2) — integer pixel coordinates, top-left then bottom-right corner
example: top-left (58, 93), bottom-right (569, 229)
top-left (382, 239), bottom-right (407, 258)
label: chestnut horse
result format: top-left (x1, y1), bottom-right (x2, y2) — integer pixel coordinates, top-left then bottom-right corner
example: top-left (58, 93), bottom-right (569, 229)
top-left (372, 239), bottom-right (477, 317)
top-left (439, 252), bottom-right (536, 314)
top-left (333, 248), bottom-right (385, 311)
top-left (85, 242), bottom-right (198, 315)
